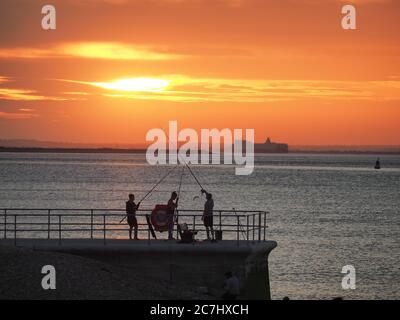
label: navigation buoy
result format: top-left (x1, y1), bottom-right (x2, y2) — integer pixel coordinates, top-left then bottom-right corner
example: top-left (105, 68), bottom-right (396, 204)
top-left (374, 158), bottom-right (381, 170)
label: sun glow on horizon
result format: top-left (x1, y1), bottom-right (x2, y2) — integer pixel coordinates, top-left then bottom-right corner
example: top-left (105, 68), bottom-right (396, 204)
top-left (56, 76), bottom-right (400, 103)
top-left (92, 78), bottom-right (171, 92)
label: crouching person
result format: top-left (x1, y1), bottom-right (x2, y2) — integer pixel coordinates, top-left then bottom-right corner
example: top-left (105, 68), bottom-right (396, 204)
top-left (221, 271), bottom-right (240, 300)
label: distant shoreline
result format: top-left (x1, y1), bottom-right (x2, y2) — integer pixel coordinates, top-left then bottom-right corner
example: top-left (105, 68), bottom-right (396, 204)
top-left (0, 147), bottom-right (399, 155)
top-left (0, 147), bottom-right (148, 154)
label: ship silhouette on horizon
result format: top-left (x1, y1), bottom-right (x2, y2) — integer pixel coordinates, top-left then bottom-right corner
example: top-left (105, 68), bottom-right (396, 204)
top-left (254, 137), bottom-right (289, 153)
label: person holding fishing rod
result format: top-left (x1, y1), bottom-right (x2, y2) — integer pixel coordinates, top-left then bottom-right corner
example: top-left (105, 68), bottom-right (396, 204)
top-left (201, 189), bottom-right (215, 241)
top-left (126, 194), bottom-right (141, 240)
top-left (167, 191), bottom-right (179, 240)
top-left (120, 166), bottom-right (179, 239)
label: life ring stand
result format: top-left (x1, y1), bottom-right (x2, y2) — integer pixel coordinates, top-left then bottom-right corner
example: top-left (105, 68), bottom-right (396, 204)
top-left (150, 204), bottom-right (170, 232)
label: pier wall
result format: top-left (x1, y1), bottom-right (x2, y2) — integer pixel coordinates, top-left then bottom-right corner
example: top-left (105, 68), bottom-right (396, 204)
top-left (3, 239), bottom-right (277, 299)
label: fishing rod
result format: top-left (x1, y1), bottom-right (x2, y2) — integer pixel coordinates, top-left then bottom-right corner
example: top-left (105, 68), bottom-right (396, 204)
top-left (175, 165), bottom-right (185, 227)
top-left (177, 165), bottom-right (185, 199)
top-left (163, 128), bottom-right (248, 241)
top-left (184, 162), bottom-right (204, 191)
top-left (163, 130), bottom-right (204, 191)
top-left (119, 164), bottom-right (179, 223)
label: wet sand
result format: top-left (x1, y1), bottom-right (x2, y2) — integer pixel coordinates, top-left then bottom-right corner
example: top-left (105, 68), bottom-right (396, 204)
top-left (0, 243), bottom-right (217, 300)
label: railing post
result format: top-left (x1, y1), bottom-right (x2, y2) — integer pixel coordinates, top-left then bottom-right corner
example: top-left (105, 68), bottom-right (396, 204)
top-left (176, 210), bottom-right (179, 239)
top-left (58, 215), bottom-right (61, 245)
top-left (4, 209), bottom-right (7, 239)
top-left (236, 216), bottom-right (240, 246)
top-left (258, 212), bottom-right (261, 242)
top-left (246, 215), bottom-right (249, 241)
top-left (193, 215), bottom-right (196, 233)
top-left (14, 215), bottom-right (17, 246)
top-left (219, 211), bottom-right (222, 231)
top-left (103, 215), bottom-right (106, 245)
top-left (48, 209), bottom-right (51, 239)
top-left (90, 209), bottom-right (94, 239)
top-left (252, 214), bottom-right (255, 241)
top-left (264, 212), bottom-right (266, 241)
top-left (148, 223), bottom-right (150, 244)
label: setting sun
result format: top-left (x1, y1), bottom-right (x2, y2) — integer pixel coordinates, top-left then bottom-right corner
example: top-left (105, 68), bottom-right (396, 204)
top-left (92, 78), bottom-right (171, 93)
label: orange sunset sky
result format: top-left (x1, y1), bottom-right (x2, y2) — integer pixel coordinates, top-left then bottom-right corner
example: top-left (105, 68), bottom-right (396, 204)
top-left (0, 0), bottom-right (399, 146)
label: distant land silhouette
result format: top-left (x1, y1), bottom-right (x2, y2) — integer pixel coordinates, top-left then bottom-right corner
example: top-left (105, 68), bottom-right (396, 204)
top-left (0, 139), bottom-right (147, 149)
top-left (0, 139), bottom-right (399, 154)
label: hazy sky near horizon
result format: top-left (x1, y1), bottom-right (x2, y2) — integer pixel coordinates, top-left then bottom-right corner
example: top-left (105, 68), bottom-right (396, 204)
top-left (0, 0), bottom-right (399, 145)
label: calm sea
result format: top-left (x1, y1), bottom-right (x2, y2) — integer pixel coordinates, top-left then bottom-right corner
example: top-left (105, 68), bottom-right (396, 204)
top-left (0, 152), bottom-right (399, 299)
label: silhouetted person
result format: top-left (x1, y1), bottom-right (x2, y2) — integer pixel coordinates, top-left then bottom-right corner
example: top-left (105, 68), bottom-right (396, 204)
top-left (221, 271), bottom-right (240, 300)
top-left (167, 191), bottom-right (179, 240)
top-left (201, 189), bottom-right (214, 241)
top-left (126, 194), bottom-right (140, 240)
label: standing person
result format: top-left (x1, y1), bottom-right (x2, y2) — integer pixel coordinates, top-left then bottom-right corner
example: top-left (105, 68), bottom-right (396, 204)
top-left (222, 271), bottom-right (240, 300)
top-left (126, 194), bottom-right (140, 240)
top-left (201, 189), bottom-right (214, 241)
top-left (167, 191), bottom-right (179, 240)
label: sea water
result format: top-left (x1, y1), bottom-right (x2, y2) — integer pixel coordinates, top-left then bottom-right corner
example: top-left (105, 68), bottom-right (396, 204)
top-left (0, 152), bottom-right (399, 299)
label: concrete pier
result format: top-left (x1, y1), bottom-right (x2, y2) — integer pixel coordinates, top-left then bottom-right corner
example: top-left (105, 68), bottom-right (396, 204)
top-left (1, 238), bottom-right (277, 299)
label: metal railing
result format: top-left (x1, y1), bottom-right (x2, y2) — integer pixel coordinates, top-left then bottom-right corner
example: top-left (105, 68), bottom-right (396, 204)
top-left (0, 208), bottom-right (268, 246)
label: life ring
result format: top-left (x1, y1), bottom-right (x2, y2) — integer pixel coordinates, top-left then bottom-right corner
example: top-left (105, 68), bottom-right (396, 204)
top-left (151, 204), bottom-right (170, 232)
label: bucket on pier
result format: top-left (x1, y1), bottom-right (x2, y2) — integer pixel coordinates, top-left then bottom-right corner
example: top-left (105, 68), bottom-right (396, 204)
top-left (215, 230), bottom-right (223, 241)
